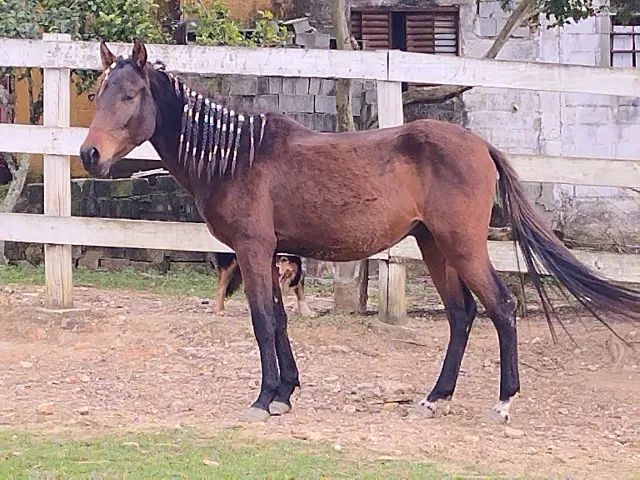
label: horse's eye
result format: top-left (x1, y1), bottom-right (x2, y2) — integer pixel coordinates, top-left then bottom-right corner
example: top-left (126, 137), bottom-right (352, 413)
top-left (123, 92), bottom-right (136, 102)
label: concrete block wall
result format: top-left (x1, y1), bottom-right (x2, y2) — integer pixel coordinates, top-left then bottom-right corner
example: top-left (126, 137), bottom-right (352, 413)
top-left (183, 73), bottom-right (377, 133)
top-left (459, 0), bottom-right (640, 250)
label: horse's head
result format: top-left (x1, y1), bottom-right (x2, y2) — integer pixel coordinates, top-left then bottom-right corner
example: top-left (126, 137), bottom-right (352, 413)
top-left (80, 40), bottom-right (158, 177)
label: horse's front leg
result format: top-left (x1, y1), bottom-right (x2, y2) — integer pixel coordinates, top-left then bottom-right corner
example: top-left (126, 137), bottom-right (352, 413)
top-left (270, 262), bottom-right (300, 415)
top-left (234, 241), bottom-right (280, 422)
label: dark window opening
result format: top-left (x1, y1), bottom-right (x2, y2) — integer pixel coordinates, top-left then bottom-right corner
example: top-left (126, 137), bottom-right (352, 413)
top-left (391, 12), bottom-right (407, 50)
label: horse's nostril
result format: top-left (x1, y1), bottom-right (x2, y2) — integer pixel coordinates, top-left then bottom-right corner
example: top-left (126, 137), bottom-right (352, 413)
top-left (80, 147), bottom-right (100, 170)
top-left (90, 147), bottom-right (100, 164)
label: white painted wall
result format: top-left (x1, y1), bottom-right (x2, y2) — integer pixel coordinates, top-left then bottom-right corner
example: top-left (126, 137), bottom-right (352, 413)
top-left (460, 0), bottom-right (640, 249)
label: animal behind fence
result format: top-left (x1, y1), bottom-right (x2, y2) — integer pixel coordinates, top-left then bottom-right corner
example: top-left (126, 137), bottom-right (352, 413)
top-left (208, 253), bottom-right (314, 318)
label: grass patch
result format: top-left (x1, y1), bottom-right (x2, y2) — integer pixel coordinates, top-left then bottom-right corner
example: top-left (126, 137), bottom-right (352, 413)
top-left (0, 263), bottom-right (334, 300)
top-left (0, 429), bottom-right (466, 479)
top-left (0, 264), bottom-right (221, 299)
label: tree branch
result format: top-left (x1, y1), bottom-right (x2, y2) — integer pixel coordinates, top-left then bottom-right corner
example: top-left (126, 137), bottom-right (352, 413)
top-left (331, 0), bottom-right (368, 313)
top-left (0, 153), bottom-right (31, 264)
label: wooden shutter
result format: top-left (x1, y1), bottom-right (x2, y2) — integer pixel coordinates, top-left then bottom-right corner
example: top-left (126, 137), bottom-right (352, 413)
top-left (405, 10), bottom-right (458, 55)
top-left (405, 12), bottom-right (435, 53)
top-left (434, 11), bottom-right (458, 55)
top-left (351, 11), bottom-right (390, 50)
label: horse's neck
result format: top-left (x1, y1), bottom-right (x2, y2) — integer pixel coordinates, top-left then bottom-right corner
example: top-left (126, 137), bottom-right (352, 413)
top-left (148, 75), bottom-right (199, 193)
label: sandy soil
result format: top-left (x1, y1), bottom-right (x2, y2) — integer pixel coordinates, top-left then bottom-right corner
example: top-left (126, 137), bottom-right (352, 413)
top-left (0, 284), bottom-right (639, 479)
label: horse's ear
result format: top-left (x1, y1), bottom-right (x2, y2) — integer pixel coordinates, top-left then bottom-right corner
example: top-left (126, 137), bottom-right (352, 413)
top-left (100, 41), bottom-right (116, 71)
top-left (131, 39), bottom-right (148, 71)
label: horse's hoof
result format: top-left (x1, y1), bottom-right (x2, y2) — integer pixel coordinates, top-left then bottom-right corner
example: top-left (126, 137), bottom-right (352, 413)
top-left (269, 401), bottom-right (292, 415)
top-left (238, 407), bottom-right (270, 423)
top-left (487, 399), bottom-right (512, 424)
top-left (414, 398), bottom-right (451, 418)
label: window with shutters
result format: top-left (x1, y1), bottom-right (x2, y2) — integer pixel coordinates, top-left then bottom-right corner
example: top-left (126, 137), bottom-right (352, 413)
top-left (350, 7), bottom-right (459, 55)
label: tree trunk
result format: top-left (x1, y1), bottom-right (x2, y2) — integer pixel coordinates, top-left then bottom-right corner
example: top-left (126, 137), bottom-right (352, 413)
top-left (0, 154), bottom-right (30, 263)
top-left (330, 0), bottom-right (369, 313)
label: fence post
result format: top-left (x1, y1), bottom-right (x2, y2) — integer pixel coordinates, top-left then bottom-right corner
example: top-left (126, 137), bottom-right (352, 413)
top-left (43, 33), bottom-right (73, 308)
top-left (376, 80), bottom-right (406, 324)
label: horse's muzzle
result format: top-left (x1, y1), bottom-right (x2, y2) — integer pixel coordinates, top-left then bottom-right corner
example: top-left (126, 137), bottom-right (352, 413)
top-left (79, 146), bottom-right (110, 178)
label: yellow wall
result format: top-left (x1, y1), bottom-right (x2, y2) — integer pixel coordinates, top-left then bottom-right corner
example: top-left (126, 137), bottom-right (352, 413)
top-left (226, 0), bottom-right (272, 21)
top-left (15, 70), bottom-right (93, 180)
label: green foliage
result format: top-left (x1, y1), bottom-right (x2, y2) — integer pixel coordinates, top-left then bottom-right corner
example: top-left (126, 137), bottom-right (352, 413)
top-left (0, 430), bottom-right (455, 479)
top-left (611, 0), bottom-right (640, 24)
top-left (252, 10), bottom-right (288, 47)
top-left (186, 0), bottom-right (286, 47)
top-left (83, 0), bottom-right (163, 44)
top-left (500, 0), bottom-right (639, 27)
top-left (0, 264), bottom-right (223, 298)
top-left (0, 0), bottom-right (164, 118)
top-left (0, 0), bottom-right (39, 39)
top-left (184, 0), bottom-right (246, 46)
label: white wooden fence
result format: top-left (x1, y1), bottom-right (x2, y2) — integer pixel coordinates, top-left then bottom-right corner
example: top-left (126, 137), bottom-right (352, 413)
top-left (0, 34), bottom-right (639, 321)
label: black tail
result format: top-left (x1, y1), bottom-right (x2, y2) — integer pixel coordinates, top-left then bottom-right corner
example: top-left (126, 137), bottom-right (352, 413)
top-left (489, 146), bottom-right (640, 342)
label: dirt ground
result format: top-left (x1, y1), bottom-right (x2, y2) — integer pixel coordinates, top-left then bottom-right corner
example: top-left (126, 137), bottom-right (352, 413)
top-left (0, 284), bottom-right (639, 479)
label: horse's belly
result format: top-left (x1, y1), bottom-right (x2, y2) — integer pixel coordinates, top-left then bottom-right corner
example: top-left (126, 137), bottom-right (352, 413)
top-left (276, 215), bottom-right (418, 262)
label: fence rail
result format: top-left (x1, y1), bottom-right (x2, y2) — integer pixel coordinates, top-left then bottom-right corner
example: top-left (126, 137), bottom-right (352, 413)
top-left (1, 124), bottom-right (638, 188)
top-left (0, 35), bottom-right (639, 320)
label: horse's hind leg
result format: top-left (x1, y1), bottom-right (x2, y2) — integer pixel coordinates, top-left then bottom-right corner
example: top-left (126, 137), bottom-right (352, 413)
top-left (437, 239), bottom-right (520, 423)
top-left (414, 228), bottom-right (477, 417)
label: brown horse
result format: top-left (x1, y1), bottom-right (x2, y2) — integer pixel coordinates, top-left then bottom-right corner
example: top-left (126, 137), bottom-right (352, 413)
top-left (80, 40), bottom-right (640, 423)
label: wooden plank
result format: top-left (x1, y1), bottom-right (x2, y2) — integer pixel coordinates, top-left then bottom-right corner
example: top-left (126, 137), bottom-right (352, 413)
top-left (2, 38), bottom-right (639, 97)
top-left (0, 38), bottom-right (388, 80)
top-left (376, 80), bottom-right (405, 322)
top-left (389, 237), bottom-right (640, 284)
top-left (0, 213), bottom-right (233, 253)
top-left (388, 50), bottom-right (640, 97)
top-left (0, 124), bottom-right (160, 160)
top-left (376, 81), bottom-right (404, 127)
top-left (510, 154), bottom-right (640, 188)
top-left (42, 33), bottom-right (73, 309)
top-left (0, 124), bottom-right (637, 188)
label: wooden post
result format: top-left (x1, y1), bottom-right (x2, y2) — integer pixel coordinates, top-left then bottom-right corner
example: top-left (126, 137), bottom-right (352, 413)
top-left (377, 258), bottom-right (407, 324)
top-left (376, 80), bottom-right (405, 323)
top-left (43, 33), bottom-right (73, 308)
